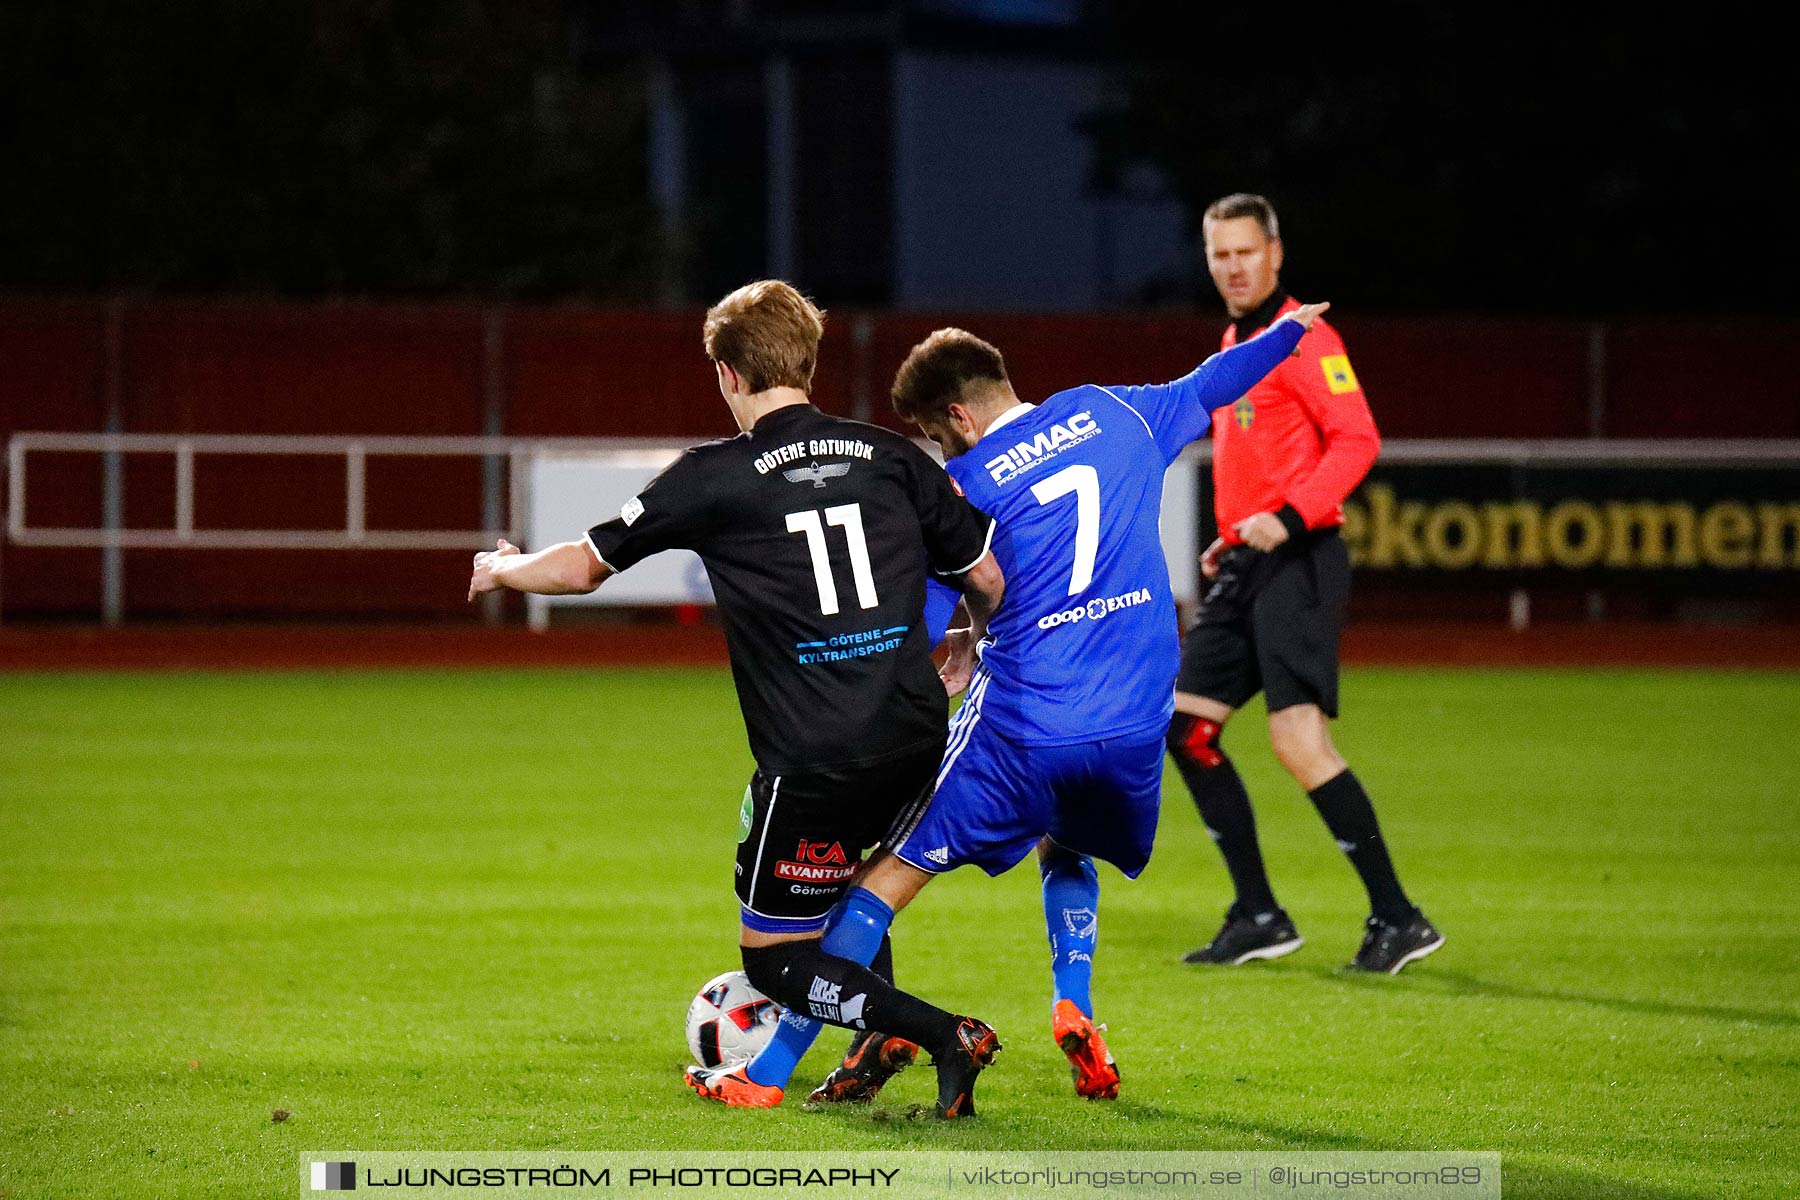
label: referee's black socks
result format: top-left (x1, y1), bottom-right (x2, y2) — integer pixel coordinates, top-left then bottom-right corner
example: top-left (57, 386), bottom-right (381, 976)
top-left (1307, 769), bottom-right (1415, 924)
top-left (1168, 715), bottom-right (1280, 916)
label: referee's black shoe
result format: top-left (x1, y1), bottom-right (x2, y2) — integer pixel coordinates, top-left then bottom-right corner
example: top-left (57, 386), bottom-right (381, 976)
top-left (1348, 911), bottom-right (1445, 975)
top-left (1182, 904), bottom-right (1304, 965)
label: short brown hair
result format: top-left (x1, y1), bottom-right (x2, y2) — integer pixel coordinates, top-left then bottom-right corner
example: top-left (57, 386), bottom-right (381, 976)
top-left (1203, 193), bottom-right (1280, 241)
top-left (702, 280), bottom-right (826, 394)
top-left (890, 328), bottom-right (1010, 424)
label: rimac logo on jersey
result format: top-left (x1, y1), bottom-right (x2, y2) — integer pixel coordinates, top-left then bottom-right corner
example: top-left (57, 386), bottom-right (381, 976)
top-left (985, 411), bottom-right (1100, 484)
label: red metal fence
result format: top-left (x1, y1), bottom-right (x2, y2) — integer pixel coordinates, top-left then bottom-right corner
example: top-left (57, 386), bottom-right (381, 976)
top-left (4, 297), bottom-right (1796, 621)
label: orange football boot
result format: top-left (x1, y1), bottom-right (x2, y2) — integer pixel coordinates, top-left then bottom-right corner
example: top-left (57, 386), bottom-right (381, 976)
top-left (683, 1063), bottom-right (783, 1108)
top-left (1052, 998), bottom-right (1120, 1099)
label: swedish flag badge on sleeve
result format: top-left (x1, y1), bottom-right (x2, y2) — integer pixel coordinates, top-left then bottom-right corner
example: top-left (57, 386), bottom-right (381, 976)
top-left (1320, 354), bottom-right (1360, 394)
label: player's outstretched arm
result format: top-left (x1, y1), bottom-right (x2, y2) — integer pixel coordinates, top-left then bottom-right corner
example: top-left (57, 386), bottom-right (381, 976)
top-left (468, 539), bottom-right (613, 601)
top-left (1098, 302), bottom-right (1330, 464)
top-left (1280, 301), bottom-right (1331, 330)
top-left (1183, 300), bottom-right (1330, 414)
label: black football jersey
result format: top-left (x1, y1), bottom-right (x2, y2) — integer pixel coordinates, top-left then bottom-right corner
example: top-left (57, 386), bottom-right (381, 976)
top-left (586, 404), bottom-right (993, 774)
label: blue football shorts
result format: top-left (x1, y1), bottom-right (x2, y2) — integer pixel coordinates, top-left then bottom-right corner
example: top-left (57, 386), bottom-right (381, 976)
top-left (890, 697), bottom-right (1166, 879)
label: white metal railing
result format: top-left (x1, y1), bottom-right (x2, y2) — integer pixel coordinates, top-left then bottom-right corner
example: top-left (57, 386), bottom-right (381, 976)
top-left (14, 432), bottom-right (1800, 553)
top-left (4, 432), bottom-right (683, 550)
top-left (10, 431), bottom-right (1800, 551)
top-left (6, 432), bottom-right (1799, 628)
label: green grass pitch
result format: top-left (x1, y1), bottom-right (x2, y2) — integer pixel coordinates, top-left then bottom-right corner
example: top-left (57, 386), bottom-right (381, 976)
top-left (2, 665), bottom-right (1796, 1198)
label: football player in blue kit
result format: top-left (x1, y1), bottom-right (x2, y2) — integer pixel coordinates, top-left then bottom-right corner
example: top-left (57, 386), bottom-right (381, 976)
top-left (723, 301), bottom-right (1328, 1116)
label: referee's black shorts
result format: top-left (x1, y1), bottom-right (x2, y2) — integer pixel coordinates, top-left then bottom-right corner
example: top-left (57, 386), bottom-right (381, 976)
top-left (734, 739), bottom-right (942, 936)
top-left (1176, 528), bottom-right (1351, 717)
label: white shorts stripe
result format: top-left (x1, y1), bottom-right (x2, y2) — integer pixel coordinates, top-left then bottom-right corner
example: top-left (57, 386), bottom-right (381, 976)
top-left (936, 668), bottom-right (989, 789)
top-left (743, 775), bottom-right (780, 911)
top-left (882, 773), bottom-right (937, 853)
top-left (935, 676), bottom-right (985, 786)
top-left (891, 666), bottom-right (990, 867)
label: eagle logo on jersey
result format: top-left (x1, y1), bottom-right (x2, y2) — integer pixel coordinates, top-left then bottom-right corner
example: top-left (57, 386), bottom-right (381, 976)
top-left (782, 461), bottom-right (852, 489)
top-left (1233, 398), bottom-right (1254, 430)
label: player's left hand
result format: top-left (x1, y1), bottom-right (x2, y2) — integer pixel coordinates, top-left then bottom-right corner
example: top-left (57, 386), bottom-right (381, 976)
top-left (939, 626), bottom-right (979, 697)
top-left (468, 538), bottom-right (521, 601)
top-left (1234, 512), bottom-right (1290, 552)
top-left (1281, 300), bottom-right (1330, 331)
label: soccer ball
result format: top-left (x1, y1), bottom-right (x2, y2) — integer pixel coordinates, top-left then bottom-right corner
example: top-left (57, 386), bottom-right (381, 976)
top-left (685, 970), bottom-right (783, 1068)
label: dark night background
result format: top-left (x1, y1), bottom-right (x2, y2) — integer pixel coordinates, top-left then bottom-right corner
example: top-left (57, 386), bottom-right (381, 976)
top-left (1, 0), bottom-right (1789, 315)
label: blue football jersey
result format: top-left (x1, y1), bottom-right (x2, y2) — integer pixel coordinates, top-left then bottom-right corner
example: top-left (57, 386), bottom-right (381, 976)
top-left (941, 318), bottom-right (1306, 745)
top-left (944, 387), bottom-right (1193, 746)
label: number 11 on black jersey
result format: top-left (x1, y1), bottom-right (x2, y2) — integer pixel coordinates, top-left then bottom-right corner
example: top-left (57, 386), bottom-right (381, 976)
top-left (786, 503), bottom-right (879, 615)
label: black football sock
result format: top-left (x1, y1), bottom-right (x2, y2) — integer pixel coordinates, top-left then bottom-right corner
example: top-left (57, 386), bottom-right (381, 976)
top-left (852, 934), bottom-right (898, 1054)
top-left (869, 933), bottom-right (894, 985)
top-left (1168, 718), bottom-right (1279, 914)
top-left (1307, 769), bottom-right (1415, 924)
top-left (742, 942), bottom-right (959, 1054)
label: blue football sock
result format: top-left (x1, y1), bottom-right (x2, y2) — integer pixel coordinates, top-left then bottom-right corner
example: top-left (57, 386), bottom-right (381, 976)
top-left (744, 888), bottom-right (896, 1088)
top-left (822, 888), bottom-right (896, 963)
top-left (1041, 847), bottom-right (1100, 1018)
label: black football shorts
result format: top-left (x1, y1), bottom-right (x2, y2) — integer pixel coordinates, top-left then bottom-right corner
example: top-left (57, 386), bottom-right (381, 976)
top-left (1177, 529), bottom-right (1351, 716)
top-left (734, 739), bottom-right (943, 934)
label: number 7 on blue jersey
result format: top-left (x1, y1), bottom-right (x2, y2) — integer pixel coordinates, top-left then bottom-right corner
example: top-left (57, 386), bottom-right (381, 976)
top-left (1030, 465), bottom-right (1099, 595)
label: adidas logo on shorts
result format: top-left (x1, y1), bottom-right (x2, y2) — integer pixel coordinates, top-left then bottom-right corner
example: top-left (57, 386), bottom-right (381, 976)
top-left (923, 847), bottom-right (950, 865)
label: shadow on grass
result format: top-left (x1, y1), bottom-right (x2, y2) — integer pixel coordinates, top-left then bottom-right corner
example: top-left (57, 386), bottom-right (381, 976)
top-left (1197, 1112), bottom-right (1377, 1150)
top-left (1304, 965), bottom-right (1800, 1029)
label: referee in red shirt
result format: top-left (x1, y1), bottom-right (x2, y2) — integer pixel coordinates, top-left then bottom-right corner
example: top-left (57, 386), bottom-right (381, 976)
top-left (1168, 194), bottom-right (1443, 974)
